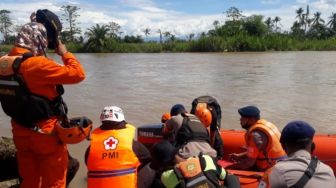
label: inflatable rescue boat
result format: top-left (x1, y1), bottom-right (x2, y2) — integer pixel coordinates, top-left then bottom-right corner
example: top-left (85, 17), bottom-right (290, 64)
top-left (137, 124), bottom-right (336, 188)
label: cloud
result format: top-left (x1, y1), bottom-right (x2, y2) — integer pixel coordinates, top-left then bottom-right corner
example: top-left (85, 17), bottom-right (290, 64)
top-left (76, 0), bottom-right (222, 37)
top-left (1, 0), bottom-right (336, 40)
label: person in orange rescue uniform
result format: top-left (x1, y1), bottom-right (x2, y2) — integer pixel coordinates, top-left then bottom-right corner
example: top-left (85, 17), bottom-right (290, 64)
top-left (228, 105), bottom-right (286, 171)
top-left (0, 12), bottom-right (85, 188)
top-left (85, 106), bottom-right (155, 188)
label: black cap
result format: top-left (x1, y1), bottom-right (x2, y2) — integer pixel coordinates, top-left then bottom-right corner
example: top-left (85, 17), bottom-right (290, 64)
top-left (170, 104), bottom-right (186, 116)
top-left (150, 140), bottom-right (175, 169)
top-left (36, 9), bottom-right (62, 49)
top-left (280, 120), bottom-right (315, 143)
top-left (238, 105), bottom-right (260, 119)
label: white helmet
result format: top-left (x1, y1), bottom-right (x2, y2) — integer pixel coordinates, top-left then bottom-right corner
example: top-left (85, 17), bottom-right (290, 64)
top-left (100, 106), bottom-right (125, 122)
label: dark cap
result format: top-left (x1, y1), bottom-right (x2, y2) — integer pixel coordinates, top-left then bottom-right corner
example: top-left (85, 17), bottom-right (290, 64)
top-left (280, 120), bottom-right (315, 143)
top-left (238, 105), bottom-right (260, 119)
top-left (170, 104), bottom-right (186, 116)
top-left (150, 140), bottom-right (175, 169)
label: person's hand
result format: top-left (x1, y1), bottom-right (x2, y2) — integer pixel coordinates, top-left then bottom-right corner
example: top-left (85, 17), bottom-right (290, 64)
top-left (55, 40), bottom-right (68, 56)
top-left (228, 153), bottom-right (240, 162)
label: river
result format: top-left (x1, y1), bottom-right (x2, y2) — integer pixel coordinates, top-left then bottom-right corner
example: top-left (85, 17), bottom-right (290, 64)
top-left (1, 52), bottom-right (336, 187)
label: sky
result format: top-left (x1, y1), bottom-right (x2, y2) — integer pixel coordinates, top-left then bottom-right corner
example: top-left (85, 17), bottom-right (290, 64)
top-left (1, 0), bottom-right (336, 39)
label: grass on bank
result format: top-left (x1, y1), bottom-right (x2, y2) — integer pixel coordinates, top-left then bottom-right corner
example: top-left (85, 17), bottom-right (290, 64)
top-left (1, 36), bottom-right (336, 53)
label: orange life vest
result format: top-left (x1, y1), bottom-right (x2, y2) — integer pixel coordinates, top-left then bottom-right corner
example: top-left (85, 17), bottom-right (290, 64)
top-left (245, 119), bottom-right (286, 171)
top-left (87, 124), bottom-right (140, 188)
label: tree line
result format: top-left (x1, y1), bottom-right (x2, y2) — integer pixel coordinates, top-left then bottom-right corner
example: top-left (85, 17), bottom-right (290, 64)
top-left (1, 5), bottom-right (336, 52)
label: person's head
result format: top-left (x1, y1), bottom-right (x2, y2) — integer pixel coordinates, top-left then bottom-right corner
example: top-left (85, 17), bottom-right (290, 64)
top-left (162, 114), bottom-right (184, 141)
top-left (238, 105), bottom-right (260, 130)
top-left (15, 22), bottom-right (48, 56)
top-left (150, 140), bottom-right (176, 172)
top-left (100, 106), bottom-right (125, 123)
top-left (170, 104), bottom-right (186, 116)
top-left (280, 120), bottom-right (315, 155)
top-left (161, 112), bottom-right (171, 123)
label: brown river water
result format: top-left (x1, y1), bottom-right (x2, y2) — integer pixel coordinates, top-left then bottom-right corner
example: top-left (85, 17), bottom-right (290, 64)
top-left (1, 52), bottom-right (336, 187)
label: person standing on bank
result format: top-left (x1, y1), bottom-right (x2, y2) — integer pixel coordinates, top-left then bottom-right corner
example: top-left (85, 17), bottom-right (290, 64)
top-left (85, 106), bottom-right (155, 188)
top-left (0, 9), bottom-right (85, 188)
top-left (269, 120), bottom-right (336, 188)
top-left (228, 105), bottom-right (286, 171)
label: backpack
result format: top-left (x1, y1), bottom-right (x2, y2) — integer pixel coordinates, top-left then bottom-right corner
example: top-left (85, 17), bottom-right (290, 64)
top-left (174, 156), bottom-right (219, 188)
top-left (190, 96), bottom-right (224, 158)
top-left (191, 96), bottom-right (222, 129)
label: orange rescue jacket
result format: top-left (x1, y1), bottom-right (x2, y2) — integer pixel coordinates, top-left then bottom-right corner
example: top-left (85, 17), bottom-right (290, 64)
top-left (87, 124), bottom-right (140, 188)
top-left (245, 119), bottom-right (286, 171)
top-left (7, 47), bottom-right (85, 134)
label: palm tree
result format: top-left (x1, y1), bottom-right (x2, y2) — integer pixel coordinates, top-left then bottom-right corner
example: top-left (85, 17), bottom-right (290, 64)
top-left (327, 12), bottom-right (336, 34)
top-left (304, 5), bottom-right (311, 32)
top-left (187, 33), bottom-right (195, 41)
top-left (264, 17), bottom-right (273, 33)
top-left (296, 7), bottom-right (305, 28)
top-left (164, 31), bottom-right (171, 41)
top-left (308, 12), bottom-right (327, 39)
top-left (142, 28), bottom-right (151, 41)
top-left (157, 29), bottom-right (163, 43)
top-left (213, 20), bottom-right (219, 29)
top-left (312, 12), bottom-right (325, 26)
top-left (273, 16), bottom-right (281, 32)
top-left (85, 24), bottom-right (109, 51)
top-left (169, 34), bottom-right (176, 42)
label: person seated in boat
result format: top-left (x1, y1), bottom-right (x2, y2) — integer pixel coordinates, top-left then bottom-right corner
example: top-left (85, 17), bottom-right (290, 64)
top-left (269, 120), bottom-right (336, 188)
top-left (162, 104), bottom-right (187, 143)
top-left (85, 106), bottom-right (155, 188)
top-left (228, 105), bottom-right (286, 171)
top-left (150, 140), bottom-right (241, 188)
top-left (163, 112), bottom-right (218, 159)
top-left (191, 95), bottom-right (225, 159)
top-left (170, 104), bottom-right (187, 116)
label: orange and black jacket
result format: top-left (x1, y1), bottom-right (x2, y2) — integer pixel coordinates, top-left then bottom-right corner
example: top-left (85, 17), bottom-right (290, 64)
top-left (0, 47), bottom-right (85, 133)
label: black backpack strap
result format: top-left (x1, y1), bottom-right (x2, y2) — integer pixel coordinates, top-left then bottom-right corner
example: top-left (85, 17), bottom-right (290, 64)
top-left (12, 52), bottom-right (34, 93)
top-left (173, 166), bottom-right (186, 188)
top-left (290, 156), bottom-right (318, 188)
top-left (198, 154), bottom-right (221, 188)
top-left (12, 52), bottom-right (34, 73)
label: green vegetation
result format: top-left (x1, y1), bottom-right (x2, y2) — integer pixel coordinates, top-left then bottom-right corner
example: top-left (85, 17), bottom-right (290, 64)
top-left (1, 5), bottom-right (336, 53)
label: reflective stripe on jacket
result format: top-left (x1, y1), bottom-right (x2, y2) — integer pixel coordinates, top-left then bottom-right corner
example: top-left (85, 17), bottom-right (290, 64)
top-left (245, 119), bottom-right (286, 170)
top-left (161, 155), bottom-right (226, 188)
top-left (87, 124), bottom-right (140, 188)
